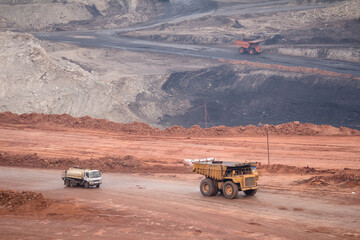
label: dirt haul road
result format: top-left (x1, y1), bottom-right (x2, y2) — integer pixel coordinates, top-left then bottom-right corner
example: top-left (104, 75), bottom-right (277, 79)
top-left (35, 31), bottom-right (360, 78)
top-left (0, 167), bottom-right (359, 240)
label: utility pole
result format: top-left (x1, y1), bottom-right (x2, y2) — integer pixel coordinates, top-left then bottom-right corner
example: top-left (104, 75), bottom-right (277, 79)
top-left (266, 130), bottom-right (270, 165)
top-left (204, 103), bottom-right (207, 129)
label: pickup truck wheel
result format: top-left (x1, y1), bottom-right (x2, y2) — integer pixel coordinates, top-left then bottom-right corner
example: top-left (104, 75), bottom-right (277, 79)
top-left (244, 189), bottom-right (257, 196)
top-left (84, 182), bottom-right (89, 189)
top-left (64, 179), bottom-right (70, 187)
top-left (70, 180), bottom-right (77, 187)
top-left (200, 179), bottom-right (214, 197)
top-left (223, 181), bottom-right (238, 199)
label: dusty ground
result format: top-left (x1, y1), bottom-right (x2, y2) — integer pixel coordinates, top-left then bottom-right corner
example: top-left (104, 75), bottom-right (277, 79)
top-left (0, 168), bottom-right (359, 239)
top-left (0, 119), bottom-right (360, 239)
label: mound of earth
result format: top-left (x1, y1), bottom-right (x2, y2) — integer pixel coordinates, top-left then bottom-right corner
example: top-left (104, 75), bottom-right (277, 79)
top-left (258, 164), bottom-right (319, 175)
top-left (0, 189), bottom-right (49, 213)
top-left (0, 189), bottom-right (112, 219)
top-left (1, 112), bottom-right (359, 137)
top-left (259, 164), bottom-right (360, 188)
top-left (0, 152), bottom-right (190, 173)
top-left (298, 172), bottom-right (360, 188)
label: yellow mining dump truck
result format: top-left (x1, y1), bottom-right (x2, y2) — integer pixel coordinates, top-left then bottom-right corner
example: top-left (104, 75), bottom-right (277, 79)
top-left (61, 167), bottom-right (102, 188)
top-left (192, 158), bottom-right (259, 199)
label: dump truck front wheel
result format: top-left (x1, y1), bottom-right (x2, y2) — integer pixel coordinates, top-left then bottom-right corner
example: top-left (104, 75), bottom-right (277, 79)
top-left (244, 189), bottom-right (257, 196)
top-left (239, 47), bottom-right (244, 54)
top-left (200, 179), bottom-right (214, 197)
top-left (84, 182), bottom-right (89, 189)
top-left (223, 181), bottom-right (238, 199)
top-left (249, 48), bottom-right (255, 55)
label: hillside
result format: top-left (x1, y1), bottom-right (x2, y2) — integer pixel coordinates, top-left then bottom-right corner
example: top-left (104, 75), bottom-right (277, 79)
top-left (0, 0), bottom-right (163, 32)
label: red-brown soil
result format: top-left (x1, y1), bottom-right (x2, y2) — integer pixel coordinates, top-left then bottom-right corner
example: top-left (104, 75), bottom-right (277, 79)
top-left (1, 112), bottom-right (358, 137)
top-left (1, 112), bottom-right (360, 239)
top-left (0, 189), bottom-right (50, 213)
top-left (0, 189), bottom-right (124, 221)
top-left (258, 164), bottom-right (360, 187)
top-left (0, 152), bottom-right (190, 173)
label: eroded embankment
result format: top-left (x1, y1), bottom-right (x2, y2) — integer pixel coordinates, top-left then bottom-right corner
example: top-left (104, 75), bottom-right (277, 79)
top-left (0, 189), bottom-right (119, 220)
top-left (259, 164), bottom-right (360, 188)
top-left (220, 59), bottom-right (360, 81)
top-left (1, 112), bottom-right (359, 137)
top-left (0, 152), bottom-right (190, 174)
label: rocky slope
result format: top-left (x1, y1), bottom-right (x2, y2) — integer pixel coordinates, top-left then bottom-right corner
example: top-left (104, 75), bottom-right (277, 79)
top-left (127, 0), bottom-right (360, 45)
top-left (1, 31), bottom-right (359, 129)
top-left (0, 32), bottom-right (136, 123)
top-left (0, 0), bottom-right (163, 32)
top-left (0, 32), bottom-right (181, 127)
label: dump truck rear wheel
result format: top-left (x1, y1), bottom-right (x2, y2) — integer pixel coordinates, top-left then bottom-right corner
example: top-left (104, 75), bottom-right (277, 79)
top-left (239, 47), bottom-right (244, 54)
top-left (244, 189), bottom-right (257, 196)
top-left (70, 180), bottom-right (77, 187)
top-left (211, 180), bottom-right (218, 196)
top-left (200, 179), bottom-right (214, 197)
top-left (223, 181), bottom-right (238, 199)
top-left (65, 179), bottom-right (70, 187)
top-left (84, 182), bottom-right (89, 189)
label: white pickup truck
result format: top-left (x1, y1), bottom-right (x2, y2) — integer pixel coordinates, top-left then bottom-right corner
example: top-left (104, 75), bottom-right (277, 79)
top-left (61, 167), bottom-right (102, 188)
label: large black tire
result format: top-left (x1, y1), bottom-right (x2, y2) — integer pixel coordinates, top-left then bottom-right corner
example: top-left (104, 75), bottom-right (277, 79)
top-left (200, 178), bottom-right (214, 197)
top-left (64, 179), bottom-right (70, 187)
top-left (223, 181), bottom-right (239, 199)
top-left (249, 48), bottom-right (255, 55)
top-left (239, 47), bottom-right (245, 54)
top-left (211, 180), bottom-right (218, 196)
top-left (70, 180), bottom-right (77, 187)
top-left (244, 189), bottom-right (257, 196)
top-left (96, 184), bottom-right (100, 188)
top-left (84, 182), bottom-right (89, 189)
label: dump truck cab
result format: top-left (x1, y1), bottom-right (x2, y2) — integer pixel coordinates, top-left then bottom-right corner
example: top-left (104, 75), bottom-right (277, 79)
top-left (192, 158), bottom-right (259, 199)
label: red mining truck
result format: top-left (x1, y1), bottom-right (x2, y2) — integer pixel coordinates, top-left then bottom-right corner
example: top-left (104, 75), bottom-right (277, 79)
top-left (234, 39), bottom-right (264, 54)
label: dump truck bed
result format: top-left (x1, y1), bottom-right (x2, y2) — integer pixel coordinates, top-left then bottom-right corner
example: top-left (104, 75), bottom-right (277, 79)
top-left (234, 39), bottom-right (264, 48)
top-left (192, 160), bottom-right (257, 181)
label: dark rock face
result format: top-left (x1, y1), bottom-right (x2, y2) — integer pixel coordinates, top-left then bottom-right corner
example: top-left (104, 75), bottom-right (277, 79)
top-left (159, 65), bottom-right (360, 129)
